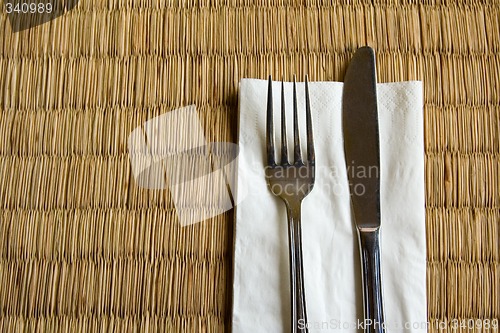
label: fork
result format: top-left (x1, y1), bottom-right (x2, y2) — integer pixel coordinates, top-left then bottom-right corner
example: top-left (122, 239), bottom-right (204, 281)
top-left (265, 75), bottom-right (315, 333)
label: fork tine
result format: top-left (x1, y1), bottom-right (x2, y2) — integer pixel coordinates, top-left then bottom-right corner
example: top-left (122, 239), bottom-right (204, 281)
top-left (293, 75), bottom-right (302, 164)
top-left (281, 79), bottom-right (289, 164)
top-left (266, 76), bottom-right (276, 166)
top-left (305, 75), bottom-right (315, 163)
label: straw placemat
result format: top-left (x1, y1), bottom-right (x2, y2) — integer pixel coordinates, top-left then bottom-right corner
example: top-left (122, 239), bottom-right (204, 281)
top-left (0, 1), bottom-right (498, 332)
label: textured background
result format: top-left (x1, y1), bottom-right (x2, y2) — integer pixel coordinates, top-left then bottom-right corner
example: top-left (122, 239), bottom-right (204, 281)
top-left (0, 0), bottom-right (499, 332)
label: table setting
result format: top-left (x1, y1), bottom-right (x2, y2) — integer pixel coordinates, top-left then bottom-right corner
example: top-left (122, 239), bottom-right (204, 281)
top-left (0, 2), bottom-right (498, 332)
top-left (233, 47), bottom-right (426, 333)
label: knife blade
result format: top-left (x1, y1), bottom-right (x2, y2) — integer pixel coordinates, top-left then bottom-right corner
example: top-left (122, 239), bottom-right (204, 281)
top-left (343, 46), bottom-right (381, 229)
top-left (342, 46), bottom-right (386, 333)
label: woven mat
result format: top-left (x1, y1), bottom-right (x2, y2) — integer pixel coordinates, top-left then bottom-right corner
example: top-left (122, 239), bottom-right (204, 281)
top-left (0, 1), bottom-right (499, 332)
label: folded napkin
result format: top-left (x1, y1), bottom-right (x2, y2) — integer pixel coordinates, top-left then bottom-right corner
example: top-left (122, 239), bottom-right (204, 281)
top-left (232, 79), bottom-right (426, 333)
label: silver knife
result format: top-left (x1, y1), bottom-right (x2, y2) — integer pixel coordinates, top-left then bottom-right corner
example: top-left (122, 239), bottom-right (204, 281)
top-left (342, 46), bottom-right (386, 333)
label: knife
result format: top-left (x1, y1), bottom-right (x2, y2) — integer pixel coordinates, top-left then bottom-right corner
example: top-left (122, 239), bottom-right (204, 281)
top-left (342, 46), bottom-right (386, 333)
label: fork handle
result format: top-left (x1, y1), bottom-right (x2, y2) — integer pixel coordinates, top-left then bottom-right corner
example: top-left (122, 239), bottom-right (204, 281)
top-left (358, 228), bottom-right (386, 333)
top-left (286, 205), bottom-right (308, 333)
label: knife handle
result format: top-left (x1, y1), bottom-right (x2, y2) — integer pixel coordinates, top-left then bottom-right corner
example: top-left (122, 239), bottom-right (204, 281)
top-left (358, 228), bottom-right (386, 333)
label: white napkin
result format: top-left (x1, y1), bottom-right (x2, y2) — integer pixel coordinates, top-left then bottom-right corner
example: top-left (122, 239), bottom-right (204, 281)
top-left (232, 79), bottom-right (427, 333)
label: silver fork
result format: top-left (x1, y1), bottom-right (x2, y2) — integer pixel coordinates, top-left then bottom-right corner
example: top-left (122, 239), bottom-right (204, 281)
top-left (265, 75), bottom-right (315, 333)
